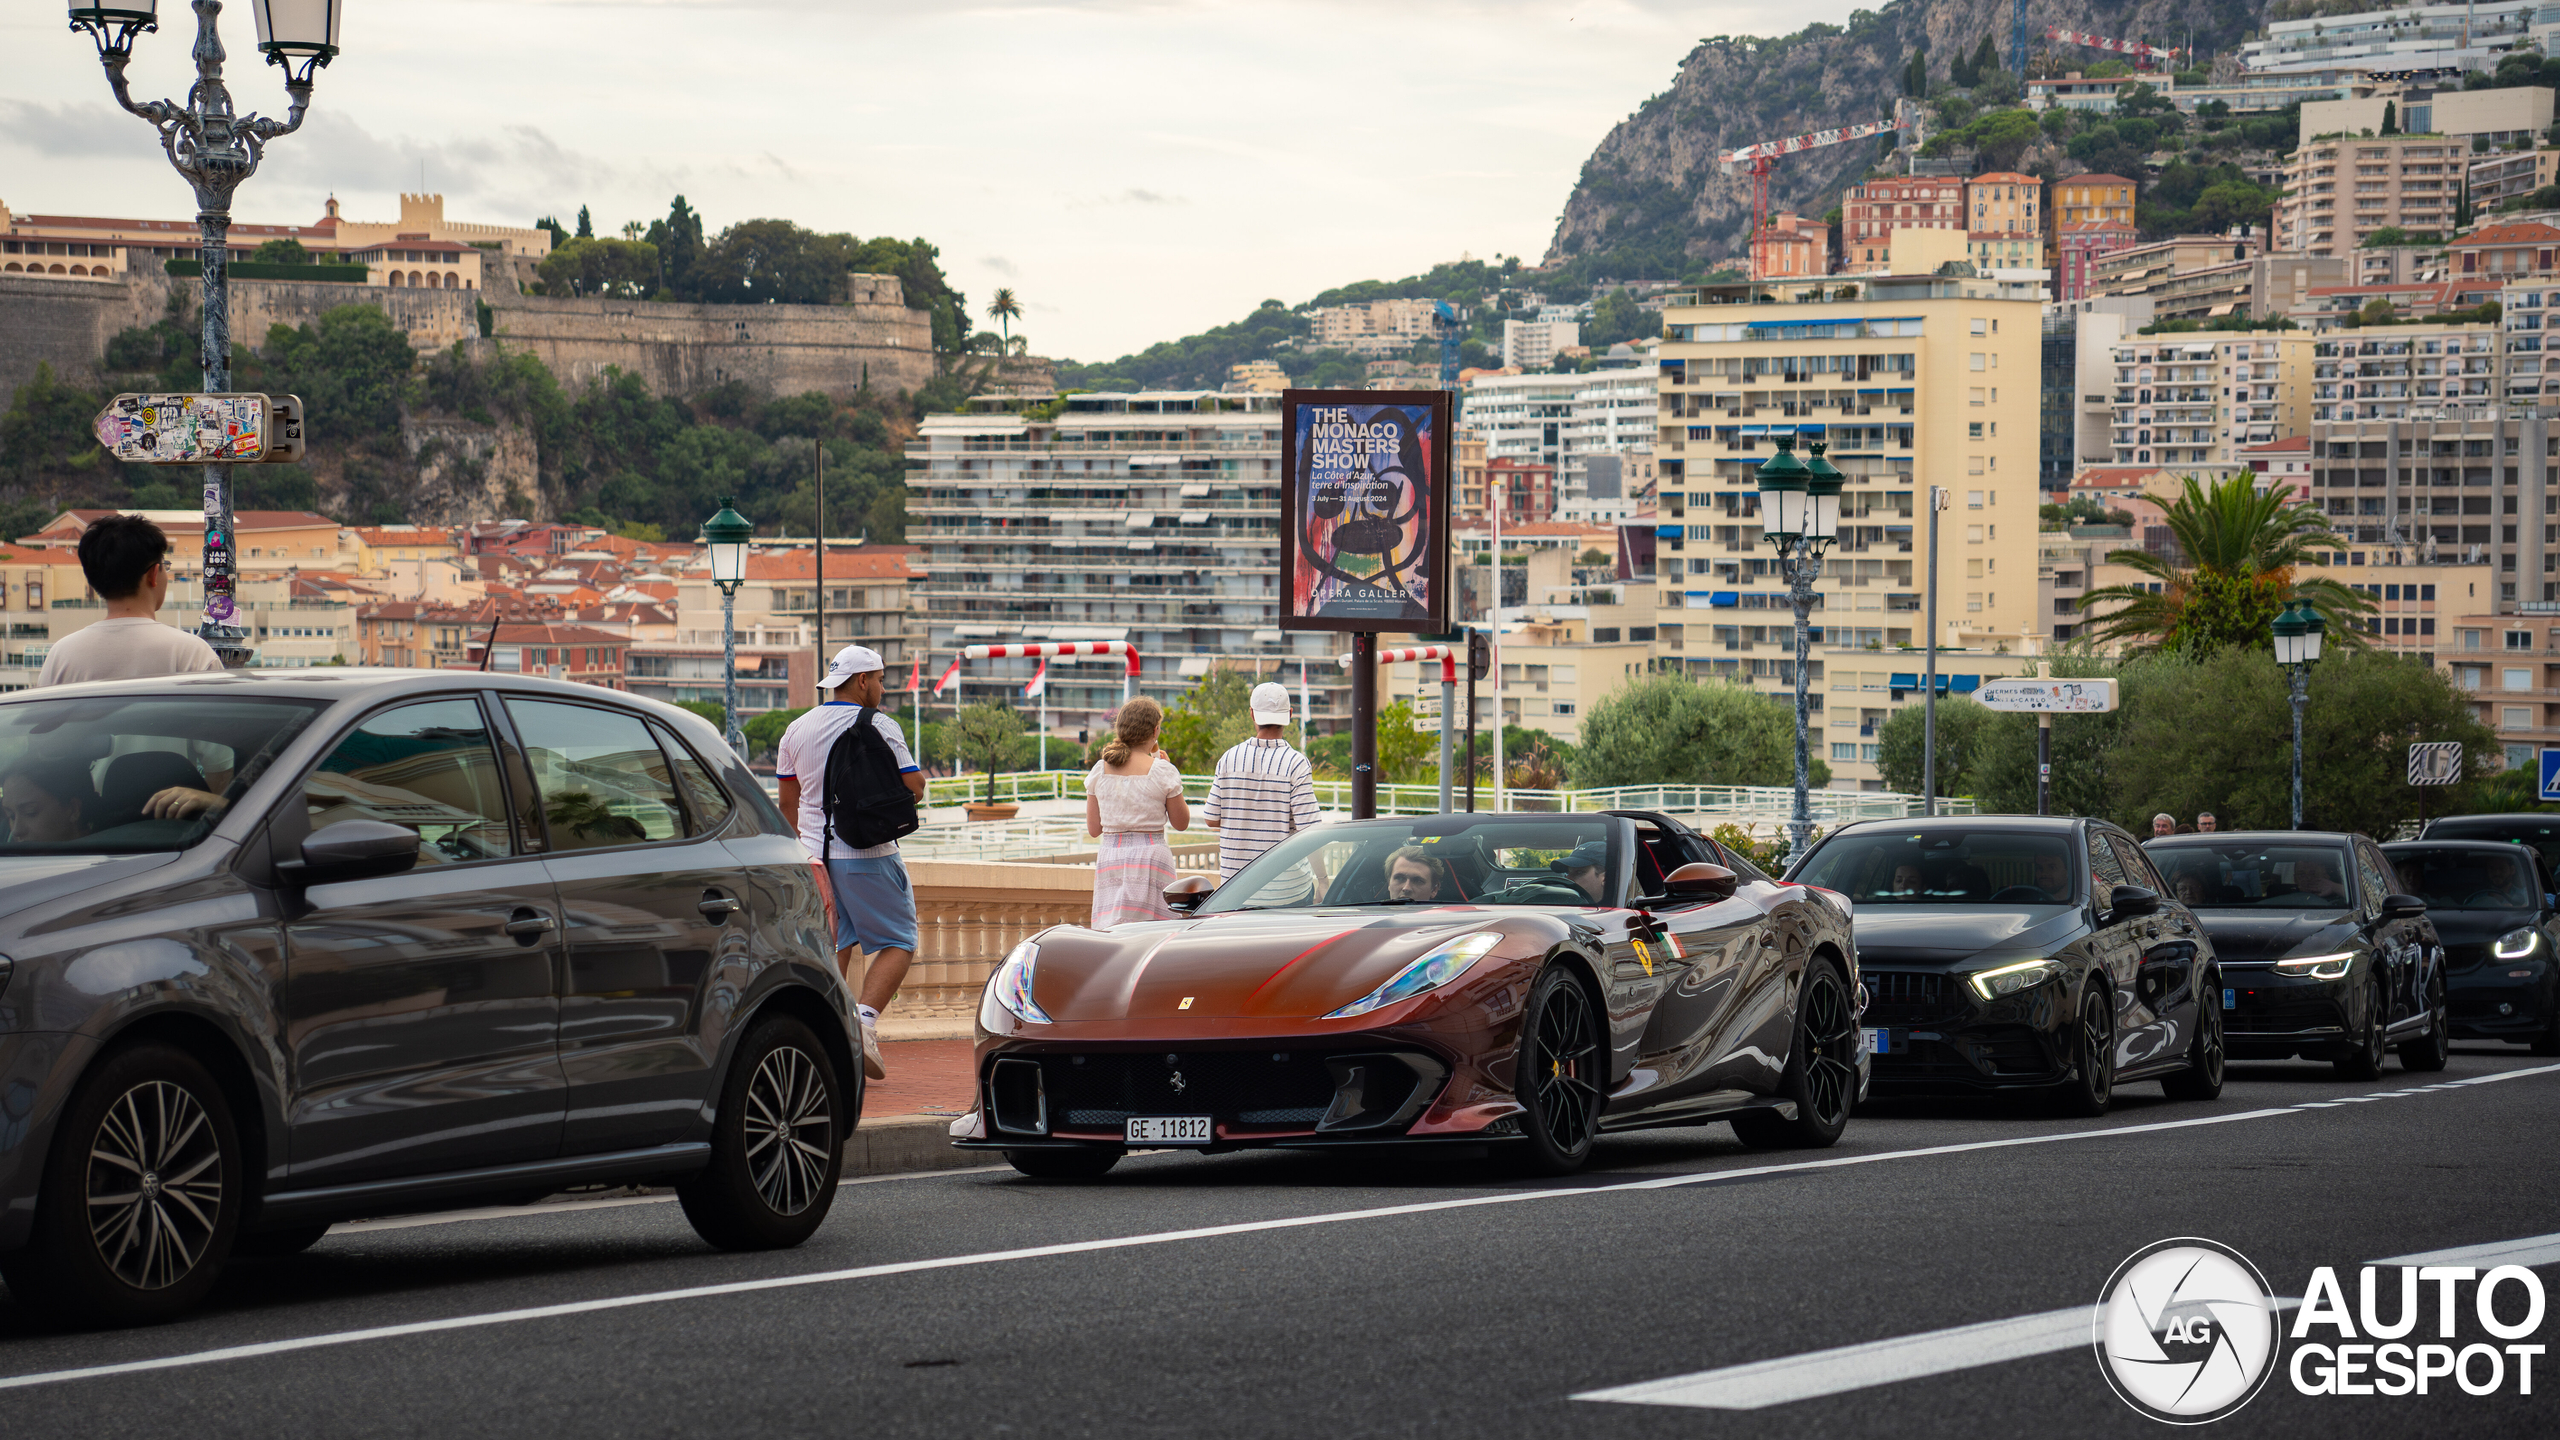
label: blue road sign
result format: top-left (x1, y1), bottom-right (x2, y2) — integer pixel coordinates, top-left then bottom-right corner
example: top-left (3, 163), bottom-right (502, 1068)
top-left (2540, 747), bottom-right (2560, 802)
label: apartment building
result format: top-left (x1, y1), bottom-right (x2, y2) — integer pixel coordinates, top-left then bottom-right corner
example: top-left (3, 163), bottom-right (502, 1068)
top-left (1485, 458), bottom-right (1561, 525)
top-left (2445, 617), bottom-right (2560, 769)
top-left (1656, 264), bottom-right (2046, 676)
top-left (2091, 235), bottom-right (2260, 299)
top-left (2056, 219), bottom-right (2142, 303)
top-left (2303, 87), bottom-right (2554, 151)
top-left (2470, 147), bottom-right (2560, 209)
top-left (455, 623), bottom-right (629, 687)
top-left (1965, 172), bottom-right (2045, 274)
top-left (1501, 318), bottom-right (1582, 369)
top-left (669, 547), bottom-right (918, 672)
top-left (1840, 176), bottom-right (1967, 272)
top-left (2240, 1), bottom-right (2534, 72)
top-left (2245, 435), bottom-right (2314, 500)
top-left (1755, 212), bottom-right (1833, 280)
top-left (2278, 135), bottom-right (2467, 255)
top-left (909, 391), bottom-right (1347, 737)
top-left (2090, 330), bottom-right (2315, 469)
top-left (1310, 298), bottom-right (1438, 358)
top-left (2026, 74), bottom-right (2151, 114)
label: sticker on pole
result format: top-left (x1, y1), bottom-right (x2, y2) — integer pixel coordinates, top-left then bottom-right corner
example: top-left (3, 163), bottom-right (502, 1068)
top-left (92, 393), bottom-right (268, 464)
top-left (2407, 741), bottom-right (2463, 786)
top-left (1975, 678), bottom-right (2119, 713)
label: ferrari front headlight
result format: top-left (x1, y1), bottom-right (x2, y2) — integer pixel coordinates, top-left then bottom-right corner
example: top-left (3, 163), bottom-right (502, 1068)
top-left (2494, 927), bottom-right (2541, 960)
top-left (2275, 950), bottom-right (2355, 980)
top-left (1967, 958), bottom-right (2062, 1001)
top-left (991, 940), bottom-right (1053, 1025)
top-left (1324, 932), bottom-right (1502, 1020)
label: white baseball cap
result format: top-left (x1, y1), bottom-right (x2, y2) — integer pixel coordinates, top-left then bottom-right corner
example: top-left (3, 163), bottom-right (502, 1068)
top-left (817, 643), bottom-right (885, 689)
top-left (1250, 681), bottom-right (1292, 725)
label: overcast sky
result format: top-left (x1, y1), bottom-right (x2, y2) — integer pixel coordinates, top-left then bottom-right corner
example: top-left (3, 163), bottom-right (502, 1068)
top-left (1, 0), bottom-right (1845, 362)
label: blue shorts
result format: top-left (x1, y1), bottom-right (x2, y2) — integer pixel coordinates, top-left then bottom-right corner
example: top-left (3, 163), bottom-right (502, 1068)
top-left (825, 856), bottom-right (919, 955)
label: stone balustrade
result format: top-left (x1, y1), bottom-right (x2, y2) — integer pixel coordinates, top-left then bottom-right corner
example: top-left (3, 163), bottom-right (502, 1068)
top-left (896, 858), bottom-right (1216, 1018)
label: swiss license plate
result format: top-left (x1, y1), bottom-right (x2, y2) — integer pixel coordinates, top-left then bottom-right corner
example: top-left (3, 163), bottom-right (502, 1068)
top-left (1863, 1027), bottom-right (1892, 1056)
top-left (1125, 1115), bottom-right (1213, 1146)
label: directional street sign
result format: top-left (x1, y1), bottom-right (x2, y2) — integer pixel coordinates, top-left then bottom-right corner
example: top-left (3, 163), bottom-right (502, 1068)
top-left (1975, 677), bottom-right (2120, 714)
top-left (2408, 741), bottom-right (2463, 786)
top-left (93, 393), bottom-right (267, 464)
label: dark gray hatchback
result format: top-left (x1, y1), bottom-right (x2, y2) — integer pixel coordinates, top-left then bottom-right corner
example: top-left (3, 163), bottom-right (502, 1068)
top-left (0, 671), bottom-right (858, 1325)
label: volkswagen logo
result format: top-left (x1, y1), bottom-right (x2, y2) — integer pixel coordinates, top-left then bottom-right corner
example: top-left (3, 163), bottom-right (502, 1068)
top-left (2093, 1237), bottom-right (2281, 1424)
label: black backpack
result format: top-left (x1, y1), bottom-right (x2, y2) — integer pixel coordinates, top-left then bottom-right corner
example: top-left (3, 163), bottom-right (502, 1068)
top-left (819, 706), bottom-right (920, 852)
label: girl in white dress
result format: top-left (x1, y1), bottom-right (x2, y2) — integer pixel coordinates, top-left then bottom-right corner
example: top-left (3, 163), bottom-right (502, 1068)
top-left (1085, 697), bottom-right (1190, 928)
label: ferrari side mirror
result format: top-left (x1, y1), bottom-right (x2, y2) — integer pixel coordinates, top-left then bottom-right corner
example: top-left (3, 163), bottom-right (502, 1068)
top-left (1662, 862), bottom-right (1737, 903)
top-left (1164, 874), bottom-right (1216, 914)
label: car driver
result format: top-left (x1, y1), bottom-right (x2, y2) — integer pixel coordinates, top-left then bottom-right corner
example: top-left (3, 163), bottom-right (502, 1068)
top-left (1557, 839), bottom-right (1608, 904)
top-left (2293, 854), bottom-right (2349, 903)
top-left (1385, 846), bottom-right (1456, 903)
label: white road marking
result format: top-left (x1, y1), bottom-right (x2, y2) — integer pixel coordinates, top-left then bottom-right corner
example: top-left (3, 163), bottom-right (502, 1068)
top-left (4, 1063), bottom-right (2554, 1393)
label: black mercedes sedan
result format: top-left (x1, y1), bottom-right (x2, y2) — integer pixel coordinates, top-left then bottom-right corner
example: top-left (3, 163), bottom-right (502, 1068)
top-left (2144, 832), bottom-right (2446, 1078)
top-left (2382, 839), bottom-right (2560, 1055)
top-left (0, 672), bottom-right (858, 1326)
top-left (1787, 816), bottom-right (2222, 1115)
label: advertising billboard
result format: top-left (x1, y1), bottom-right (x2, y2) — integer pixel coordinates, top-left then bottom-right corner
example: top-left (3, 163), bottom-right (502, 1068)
top-left (1277, 389), bottom-right (1451, 632)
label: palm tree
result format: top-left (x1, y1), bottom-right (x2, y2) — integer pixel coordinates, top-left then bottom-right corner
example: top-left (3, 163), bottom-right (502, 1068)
top-left (2077, 473), bottom-right (2375, 656)
top-left (986, 288), bottom-right (1022, 348)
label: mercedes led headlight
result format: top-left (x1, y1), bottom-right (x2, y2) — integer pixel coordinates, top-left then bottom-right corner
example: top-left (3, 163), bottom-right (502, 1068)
top-left (2494, 927), bottom-right (2542, 960)
top-left (991, 940), bottom-right (1053, 1025)
top-left (2275, 950), bottom-right (2354, 980)
top-left (1324, 932), bottom-right (1502, 1020)
top-left (1967, 957), bottom-right (2062, 1001)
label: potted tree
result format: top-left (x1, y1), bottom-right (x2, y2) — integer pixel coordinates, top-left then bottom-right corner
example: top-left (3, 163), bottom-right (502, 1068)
top-left (949, 701), bottom-right (1032, 821)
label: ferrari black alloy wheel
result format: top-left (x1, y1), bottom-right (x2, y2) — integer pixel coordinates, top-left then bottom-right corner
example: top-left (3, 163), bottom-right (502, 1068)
top-left (2336, 977), bottom-right (2388, 1081)
top-left (1509, 965), bottom-right (1603, 1175)
top-left (679, 1014), bottom-right (844, 1250)
top-left (1733, 954), bottom-right (1855, 1149)
top-left (2161, 969), bottom-right (2226, 1102)
top-left (2049, 984), bottom-right (2115, 1118)
top-left (2399, 969), bottom-right (2450, 1073)
top-left (0, 1043), bottom-right (241, 1327)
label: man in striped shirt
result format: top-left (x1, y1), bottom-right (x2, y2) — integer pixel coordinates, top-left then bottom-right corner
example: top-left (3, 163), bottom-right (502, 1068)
top-left (1203, 682), bottom-right (1322, 898)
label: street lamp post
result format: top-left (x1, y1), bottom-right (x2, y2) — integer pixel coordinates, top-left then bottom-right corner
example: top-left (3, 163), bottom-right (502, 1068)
top-left (68, 0), bottom-right (342, 668)
top-left (1758, 438), bottom-right (1844, 860)
top-left (704, 497), bottom-right (752, 759)
top-left (2272, 600), bottom-right (2327, 830)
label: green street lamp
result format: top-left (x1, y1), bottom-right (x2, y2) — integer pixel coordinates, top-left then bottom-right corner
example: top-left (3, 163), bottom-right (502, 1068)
top-left (1757, 436), bottom-right (1843, 859)
top-left (2274, 599), bottom-right (2327, 829)
top-left (703, 497), bottom-right (753, 757)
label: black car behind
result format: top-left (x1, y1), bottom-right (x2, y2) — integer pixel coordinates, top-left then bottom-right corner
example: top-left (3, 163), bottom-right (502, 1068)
top-left (1788, 816), bottom-right (2222, 1115)
top-left (2144, 831), bottom-right (2447, 1078)
top-left (2382, 839), bottom-right (2560, 1055)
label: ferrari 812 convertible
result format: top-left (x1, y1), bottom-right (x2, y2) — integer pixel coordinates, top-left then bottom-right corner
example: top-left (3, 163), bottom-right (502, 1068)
top-left (950, 810), bottom-right (1865, 1177)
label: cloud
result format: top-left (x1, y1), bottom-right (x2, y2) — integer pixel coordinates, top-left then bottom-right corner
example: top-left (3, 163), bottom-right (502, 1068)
top-left (1066, 188), bottom-right (1189, 209)
top-left (0, 99), bottom-right (156, 160)
top-left (981, 255), bottom-right (1020, 276)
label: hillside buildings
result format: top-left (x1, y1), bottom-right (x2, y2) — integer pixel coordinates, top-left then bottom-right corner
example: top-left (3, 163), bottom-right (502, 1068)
top-left (1461, 366), bottom-right (1658, 523)
top-left (1309, 298), bottom-right (1438, 357)
top-left (2086, 331), bottom-right (2316, 470)
top-left (0, 193), bottom-right (543, 288)
top-left (2277, 135), bottom-right (2470, 255)
top-left (1841, 176), bottom-right (1966, 272)
top-left (1965, 173), bottom-right (2045, 274)
top-left (1501, 317), bottom-right (1582, 369)
top-left (2240, 0), bottom-right (2536, 74)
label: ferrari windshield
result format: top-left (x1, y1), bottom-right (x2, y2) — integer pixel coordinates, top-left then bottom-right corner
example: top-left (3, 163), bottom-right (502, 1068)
top-left (2386, 846), bottom-right (2539, 911)
top-left (1793, 827), bottom-right (2081, 906)
top-left (1196, 816), bottom-right (1617, 913)
top-left (0, 695), bottom-right (323, 854)
top-left (2147, 843), bottom-right (2355, 911)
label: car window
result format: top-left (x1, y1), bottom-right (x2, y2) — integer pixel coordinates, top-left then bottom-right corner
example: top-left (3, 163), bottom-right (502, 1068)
top-left (2427, 818), bottom-right (2560, 878)
top-left (2355, 843), bottom-right (2398, 910)
top-left (2145, 842), bottom-right (2355, 910)
top-left (2087, 832), bottom-right (2131, 894)
top-left (305, 698), bottom-right (516, 864)
top-left (1198, 816), bottom-right (1616, 912)
top-left (1792, 826), bottom-right (2080, 905)
top-left (505, 699), bottom-right (686, 851)
top-left (0, 695), bottom-right (323, 854)
top-left (653, 723), bottom-right (733, 837)
top-left (2106, 832), bottom-right (2167, 892)
top-left (2387, 846), bottom-right (2539, 910)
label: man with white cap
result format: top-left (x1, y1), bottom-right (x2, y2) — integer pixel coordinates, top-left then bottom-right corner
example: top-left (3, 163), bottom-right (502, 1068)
top-left (775, 644), bottom-right (925, 1080)
top-left (1201, 681), bottom-right (1321, 901)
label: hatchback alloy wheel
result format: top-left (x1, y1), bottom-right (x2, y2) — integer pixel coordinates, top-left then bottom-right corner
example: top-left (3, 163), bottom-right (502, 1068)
top-left (743, 1044), bottom-right (833, 1217)
top-left (87, 1080), bottom-right (226, 1291)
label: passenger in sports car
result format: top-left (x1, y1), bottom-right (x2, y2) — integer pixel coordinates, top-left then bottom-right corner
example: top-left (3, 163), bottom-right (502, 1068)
top-left (1558, 839), bottom-right (1608, 903)
top-left (1384, 846), bottom-right (1458, 902)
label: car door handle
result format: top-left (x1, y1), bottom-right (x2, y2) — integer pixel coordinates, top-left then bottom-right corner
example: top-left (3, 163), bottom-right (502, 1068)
top-left (503, 910), bottom-right (555, 941)
top-left (698, 895), bottom-right (742, 920)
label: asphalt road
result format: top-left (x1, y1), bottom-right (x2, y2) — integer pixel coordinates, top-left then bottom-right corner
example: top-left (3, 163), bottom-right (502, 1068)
top-left (4, 1047), bottom-right (2557, 1439)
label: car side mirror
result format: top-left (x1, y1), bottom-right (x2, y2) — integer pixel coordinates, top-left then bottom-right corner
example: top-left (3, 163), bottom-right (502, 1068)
top-left (1662, 862), bottom-right (1737, 903)
top-left (276, 819), bottom-right (421, 888)
top-left (2106, 884), bottom-right (2160, 920)
top-left (1163, 874), bottom-right (1215, 914)
top-left (2381, 893), bottom-right (2428, 919)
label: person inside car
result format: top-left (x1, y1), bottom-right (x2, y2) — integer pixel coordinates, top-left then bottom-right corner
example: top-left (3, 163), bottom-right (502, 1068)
top-left (1558, 839), bottom-right (1609, 904)
top-left (1, 759), bottom-right (95, 843)
top-left (1384, 846), bottom-right (1458, 903)
top-left (2171, 867), bottom-right (2212, 906)
top-left (2292, 853), bottom-right (2349, 904)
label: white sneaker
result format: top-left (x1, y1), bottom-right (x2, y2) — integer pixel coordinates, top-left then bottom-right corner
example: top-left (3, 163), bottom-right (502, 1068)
top-left (859, 1021), bottom-right (887, 1081)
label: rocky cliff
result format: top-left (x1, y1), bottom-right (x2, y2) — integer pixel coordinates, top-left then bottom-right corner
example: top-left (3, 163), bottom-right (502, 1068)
top-left (1547, 0), bottom-right (2267, 272)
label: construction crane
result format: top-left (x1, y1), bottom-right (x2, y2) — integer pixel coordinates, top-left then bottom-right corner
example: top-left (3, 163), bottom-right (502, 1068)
top-left (1719, 107), bottom-right (1914, 280)
top-left (2044, 27), bottom-right (2184, 71)
top-left (1431, 300), bottom-right (1464, 384)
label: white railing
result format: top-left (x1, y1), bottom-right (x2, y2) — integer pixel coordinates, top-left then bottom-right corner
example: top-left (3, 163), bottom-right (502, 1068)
top-left (915, 771), bottom-right (1973, 823)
